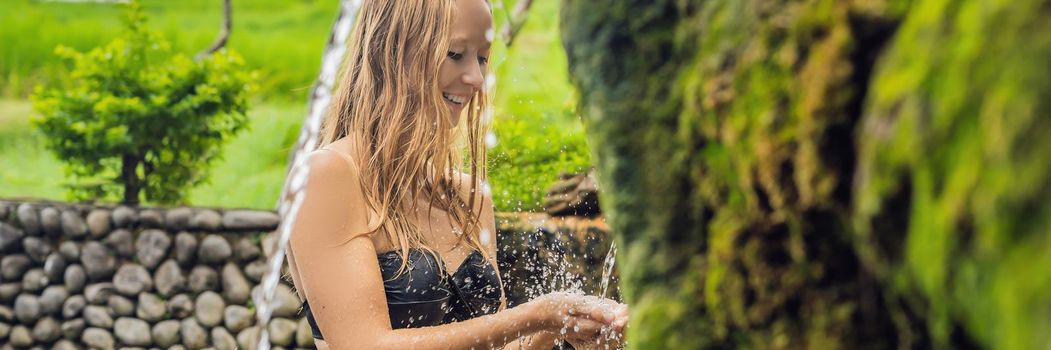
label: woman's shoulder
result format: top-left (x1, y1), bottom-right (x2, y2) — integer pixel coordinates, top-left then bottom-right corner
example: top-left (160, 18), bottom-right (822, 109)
top-left (309, 139), bottom-right (360, 178)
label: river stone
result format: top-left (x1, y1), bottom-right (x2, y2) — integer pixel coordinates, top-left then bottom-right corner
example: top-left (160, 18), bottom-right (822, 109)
top-left (296, 317), bottom-right (315, 346)
top-left (40, 207), bottom-right (62, 236)
top-left (0, 221), bottom-right (24, 252)
top-left (139, 209), bottom-right (164, 228)
top-left (84, 283), bottom-right (115, 304)
top-left (23, 236), bottom-right (51, 263)
top-left (64, 264), bottom-right (86, 293)
top-left (114, 317), bottom-right (152, 346)
top-left (22, 268), bottom-right (49, 292)
top-left (198, 235), bottom-right (232, 265)
top-left (272, 284), bottom-right (301, 318)
top-left (113, 264), bottom-right (152, 296)
top-left (152, 319), bottom-right (181, 347)
top-left (211, 327), bottom-right (237, 350)
top-left (16, 204), bottom-right (41, 236)
top-left (154, 260), bottom-right (185, 297)
top-left (168, 294), bottom-right (194, 319)
top-left (174, 232), bottom-right (197, 267)
top-left (261, 233), bottom-right (277, 258)
top-left (188, 266), bottom-right (218, 292)
top-left (81, 242), bottom-right (117, 281)
top-left (103, 229), bottom-right (134, 259)
top-left (137, 293), bottom-right (166, 322)
top-left (107, 294), bottom-right (135, 317)
top-left (223, 210), bottom-right (279, 231)
top-left (0, 304), bottom-right (13, 321)
top-left (136, 229), bottom-right (171, 270)
top-left (39, 285), bottom-right (69, 315)
top-left (165, 208), bottom-right (193, 231)
top-left (83, 305), bottom-right (113, 328)
top-left (58, 241), bottom-right (79, 261)
top-left (236, 326), bottom-right (259, 350)
top-left (62, 295), bottom-right (86, 318)
top-left (60, 318), bottom-right (85, 340)
top-left (60, 210), bottom-right (88, 238)
top-left (31, 316), bottom-right (60, 343)
top-left (52, 340), bottom-right (77, 350)
top-left (194, 291), bottom-right (224, 327)
top-left (9, 325), bottom-right (32, 347)
top-left (180, 318), bottom-right (208, 350)
top-left (86, 209), bottom-right (111, 238)
top-left (0, 283), bottom-right (20, 302)
top-left (233, 237), bottom-right (261, 262)
top-left (189, 210), bottom-right (222, 231)
top-left (43, 253), bottom-right (67, 283)
top-left (220, 263), bottom-right (250, 304)
top-left (268, 318), bottom-right (297, 347)
top-left (244, 259), bottom-right (267, 282)
top-left (0, 321), bottom-right (8, 340)
top-left (111, 206), bottom-right (137, 228)
top-left (1, 254), bottom-right (31, 280)
top-left (223, 305), bottom-right (252, 333)
top-left (14, 294), bottom-right (41, 323)
top-left (82, 327), bottom-right (115, 350)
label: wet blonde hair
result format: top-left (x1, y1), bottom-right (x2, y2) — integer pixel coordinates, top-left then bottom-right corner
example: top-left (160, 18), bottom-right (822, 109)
top-left (317, 0), bottom-right (492, 275)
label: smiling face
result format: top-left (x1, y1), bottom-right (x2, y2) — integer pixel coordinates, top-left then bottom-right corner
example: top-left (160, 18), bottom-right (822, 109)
top-left (438, 0), bottom-right (493, 125)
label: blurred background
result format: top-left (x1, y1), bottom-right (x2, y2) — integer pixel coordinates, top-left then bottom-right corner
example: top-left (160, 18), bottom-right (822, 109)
top-left (0, 0), bottom-right (590, 212)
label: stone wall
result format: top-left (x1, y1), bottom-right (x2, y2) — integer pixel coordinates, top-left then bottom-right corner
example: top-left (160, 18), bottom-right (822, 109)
top-left (0, 200), bottom-right (308, 350)
top-left (0, 200), bottom-right (616, 349)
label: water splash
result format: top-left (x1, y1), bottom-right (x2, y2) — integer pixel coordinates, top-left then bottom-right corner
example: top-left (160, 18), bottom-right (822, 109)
top-left (599, 241), bottom-right (617, 299)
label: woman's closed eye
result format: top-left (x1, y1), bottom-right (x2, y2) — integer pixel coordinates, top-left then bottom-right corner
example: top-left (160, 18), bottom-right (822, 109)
top-left (448, 51), bottom-right (489, 65)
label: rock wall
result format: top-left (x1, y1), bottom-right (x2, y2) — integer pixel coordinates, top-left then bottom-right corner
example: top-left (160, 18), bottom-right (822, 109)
top-left (0, 200), bottom-right (616, 349)
top-left (0, 200), bottom-right (308, 350)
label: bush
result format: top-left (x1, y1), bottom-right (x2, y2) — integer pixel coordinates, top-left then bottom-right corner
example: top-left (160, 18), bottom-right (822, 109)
top-left (30, 2), bottom-right (253, 205)
top-left (487, 107), bottom-right (591, 212)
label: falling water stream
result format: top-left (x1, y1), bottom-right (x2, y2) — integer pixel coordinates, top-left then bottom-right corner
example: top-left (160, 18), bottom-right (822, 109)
top-left (252, 1), bottom-right (362, 349)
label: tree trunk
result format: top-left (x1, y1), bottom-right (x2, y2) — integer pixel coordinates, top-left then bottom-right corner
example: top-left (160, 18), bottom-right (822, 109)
top-left (561, 0), bottom-right (1051, 349)
top-left (121, 153), bottom-right (141, 205)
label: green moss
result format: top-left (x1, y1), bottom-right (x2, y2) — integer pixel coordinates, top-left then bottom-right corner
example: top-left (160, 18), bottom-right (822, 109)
top-left (565, 0), bottom-right (1051, 348)
top-left (855, 0), bottom-right (1051, 347)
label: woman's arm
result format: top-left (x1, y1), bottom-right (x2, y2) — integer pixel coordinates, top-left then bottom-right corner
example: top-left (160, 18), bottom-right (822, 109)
top-left (291, 151), bottom-right (619, 350)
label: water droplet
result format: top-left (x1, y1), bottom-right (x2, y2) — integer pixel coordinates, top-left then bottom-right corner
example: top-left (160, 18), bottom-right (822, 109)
top-left (485, 132), bottom-right (498, 149)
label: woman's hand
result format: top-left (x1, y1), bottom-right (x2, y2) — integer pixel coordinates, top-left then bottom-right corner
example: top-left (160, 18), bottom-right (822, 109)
top-left (528, 292), bottom-right (628, 347)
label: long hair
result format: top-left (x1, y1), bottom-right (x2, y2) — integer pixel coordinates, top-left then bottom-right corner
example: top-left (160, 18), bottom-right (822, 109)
top-left (317, 0), bottom-right (492, 276)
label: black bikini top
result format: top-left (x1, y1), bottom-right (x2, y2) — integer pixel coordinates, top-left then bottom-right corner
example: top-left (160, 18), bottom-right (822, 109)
top-left (302, 249), bottom-right (502, 340)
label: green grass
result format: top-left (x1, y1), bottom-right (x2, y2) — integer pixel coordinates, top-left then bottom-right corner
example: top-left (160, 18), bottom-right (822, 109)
top-left (0, 0), bottom-right (591, 211)
top-left (0, 0), bottom-right (335, 101)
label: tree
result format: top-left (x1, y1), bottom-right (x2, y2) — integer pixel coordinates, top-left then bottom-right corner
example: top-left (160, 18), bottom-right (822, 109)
top-left (32, 2), bottom-right (253, 205)
top-left (561, 0), bottom-right (1051, 348)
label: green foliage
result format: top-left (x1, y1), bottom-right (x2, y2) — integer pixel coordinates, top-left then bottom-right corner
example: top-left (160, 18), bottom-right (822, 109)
top-left (487, 0), bottom-right (591, 212)
top-left (488, 108), bottom-right (590, 212)
top-left (30, 2), bottom-right (253, 204)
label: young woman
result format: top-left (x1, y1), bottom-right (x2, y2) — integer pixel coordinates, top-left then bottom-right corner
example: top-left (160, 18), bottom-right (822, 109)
top-left (285, 0), bottom-right (629, 349)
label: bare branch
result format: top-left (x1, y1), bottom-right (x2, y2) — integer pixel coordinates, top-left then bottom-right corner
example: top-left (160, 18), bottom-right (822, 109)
top-left (500, 0), bottom-right (534, 47)
top-left (196, 0), bottom-right (232, 60)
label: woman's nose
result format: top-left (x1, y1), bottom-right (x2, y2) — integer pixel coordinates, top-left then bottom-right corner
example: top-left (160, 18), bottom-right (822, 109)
top-left (462, 64), bottom-right (484, 90)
